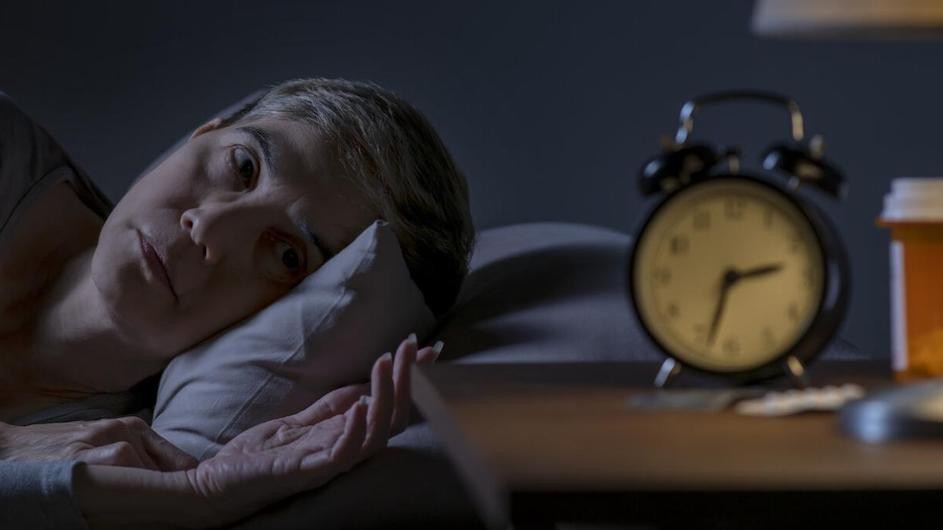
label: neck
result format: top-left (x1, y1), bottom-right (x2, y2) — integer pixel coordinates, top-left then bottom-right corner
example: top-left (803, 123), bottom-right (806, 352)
top-left (28, 248), bottom-right (165, 396)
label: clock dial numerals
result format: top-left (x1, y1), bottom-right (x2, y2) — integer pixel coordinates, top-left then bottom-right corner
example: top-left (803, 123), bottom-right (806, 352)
top-left (762, 327), bottom-right (776, 347)
top-left (666, 302), bottom-right (680, 319)
top-left (693, 211), bottom-right (711, 230)
top-left (722, 338), bottom-right (740, 357)
top-left (802, 268), bottom-right (814, 289)
top-left (670, 235), bottom-right (689, 256)
top-left (788, 233), bottom-right (801, 254)
top-left (693, 324), bottom-right (708, 345)
top-left (634, 179), bottom-right (826, 373)
top-left (787, 303), bottom-right (800, 322)
top-left (724, 198), bottom-right (746, 220)
top-left (653, 267), bottom-right (672, 285)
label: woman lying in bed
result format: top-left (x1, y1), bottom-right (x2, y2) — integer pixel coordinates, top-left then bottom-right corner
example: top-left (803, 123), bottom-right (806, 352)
top-left (0, 78), bottom-right (474, 528)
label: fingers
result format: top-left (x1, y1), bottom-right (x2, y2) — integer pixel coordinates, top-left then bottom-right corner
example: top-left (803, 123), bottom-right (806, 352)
top-left (298, 398), bottom-right (369, 490)
top-left (292, 334), bottom-right (445, 449)
top-left (323, 397), bottom-right (368, 471)
top-left (361, 351), bottom-right (394, 456)
top-left (290, 335), bottom-right (445, 490)
top-left (417, 340), bottom-right (445, 365)
top-left (287, 401), bottom-right (332, 426)
top-left (389, 334), bottom-right (418, 436)
top-left (139, 428), bottom-right (198, 471)
top-left (79, 441), bottom-right (151, 469)
top-left (77, 417), bottom-right (190, 471)
top-left (117, 416), bottom-right (198, 471)
top-left (288, 382), bottom-right (368, 426)
top-left (390, 337), bottom-right (444, 436)
top-left (104, 418), bottom-right (162, 470)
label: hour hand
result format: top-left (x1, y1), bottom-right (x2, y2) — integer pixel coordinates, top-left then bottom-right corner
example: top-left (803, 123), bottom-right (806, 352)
top-left (707, 268), bottom-right (738, 345)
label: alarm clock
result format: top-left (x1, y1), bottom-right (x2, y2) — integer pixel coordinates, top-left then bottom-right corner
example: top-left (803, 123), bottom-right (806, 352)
top-left (629, 91), bottom-right (850, 387)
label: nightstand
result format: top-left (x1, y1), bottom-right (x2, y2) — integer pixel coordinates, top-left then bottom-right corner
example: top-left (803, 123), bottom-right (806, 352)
top-left (411, 360), bottom-right (943, 529)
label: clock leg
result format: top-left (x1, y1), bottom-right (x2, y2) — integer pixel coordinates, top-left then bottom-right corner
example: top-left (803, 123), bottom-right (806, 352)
top-left (654, 358), bottom-right (683, 388)
top-left (784, 355), bottom-right (810, 389)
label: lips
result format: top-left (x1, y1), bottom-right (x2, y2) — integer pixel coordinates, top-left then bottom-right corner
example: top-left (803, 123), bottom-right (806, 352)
top-left (137, 230), bottom-right (178, 301)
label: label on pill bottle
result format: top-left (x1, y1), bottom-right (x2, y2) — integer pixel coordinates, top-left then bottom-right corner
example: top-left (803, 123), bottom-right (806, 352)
top-left (891, 241), bottom-right (907, 372)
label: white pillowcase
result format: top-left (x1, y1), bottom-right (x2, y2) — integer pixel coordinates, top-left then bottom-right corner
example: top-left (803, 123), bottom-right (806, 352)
top-left (152, 219), bottom-right (436, 460)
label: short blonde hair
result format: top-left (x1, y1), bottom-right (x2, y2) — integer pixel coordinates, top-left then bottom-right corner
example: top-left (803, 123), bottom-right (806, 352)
top-left (221, 78), bottom-right (475, 316)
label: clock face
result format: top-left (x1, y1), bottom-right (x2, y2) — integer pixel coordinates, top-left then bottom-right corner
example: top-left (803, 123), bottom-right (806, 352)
top-left (632, 177), bottom-right (826, 373)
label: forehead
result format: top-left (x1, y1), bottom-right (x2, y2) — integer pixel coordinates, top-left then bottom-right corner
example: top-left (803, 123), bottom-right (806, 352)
top-left (241, 116), bottom-right (333, 177)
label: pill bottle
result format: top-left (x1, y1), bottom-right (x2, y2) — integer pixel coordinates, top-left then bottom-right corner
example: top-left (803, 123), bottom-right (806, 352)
top-left (879, 178), bottom-right (943, 381)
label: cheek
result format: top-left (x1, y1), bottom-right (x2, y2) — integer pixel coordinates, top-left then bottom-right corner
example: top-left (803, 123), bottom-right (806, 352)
top-left (89, 223), bottom-right (160, 339)
top-left (92, 219), bottom-right (137, 288)
top-left (168, 277), bottom-right (286, 350)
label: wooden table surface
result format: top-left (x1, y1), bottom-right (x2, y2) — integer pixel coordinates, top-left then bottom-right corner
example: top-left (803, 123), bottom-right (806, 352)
top-left (411, 360), bottom-right (943, 530)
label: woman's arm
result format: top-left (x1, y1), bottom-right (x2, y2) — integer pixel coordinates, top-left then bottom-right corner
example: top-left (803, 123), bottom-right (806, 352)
top-left (0, 460), bottom-right (90, 530)
top-left (72, 361), bottom-right (377, 529)
top-left (73, 465), bottom-right (209, 530)
top-left (1, 337), bottom-right (440, 529)
top-left (71, 337), bottom-right (440, 530)
top-left (0, 417), bottom-right (197, 470)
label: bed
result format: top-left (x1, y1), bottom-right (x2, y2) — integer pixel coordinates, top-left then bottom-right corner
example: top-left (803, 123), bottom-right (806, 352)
top-left (224, 220), bottom-right (861, 529)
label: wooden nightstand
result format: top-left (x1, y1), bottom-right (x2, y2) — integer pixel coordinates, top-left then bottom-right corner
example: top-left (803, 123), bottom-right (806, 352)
top-left (411, 360), bottom-right (943, 530)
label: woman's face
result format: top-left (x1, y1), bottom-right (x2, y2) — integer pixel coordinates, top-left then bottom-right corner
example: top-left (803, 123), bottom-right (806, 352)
top-left (92, 116), bottom-right (376, 356)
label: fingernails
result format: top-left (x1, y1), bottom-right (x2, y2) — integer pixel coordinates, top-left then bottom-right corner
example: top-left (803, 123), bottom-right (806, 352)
top-left (382, 352), bottom-right (393, 363)
top-left (406, 332), bottom-right (418, 345)
top-left (432, 340), bottom-right (445, 355)
top-left (359, 395), bottom-right (370, 407)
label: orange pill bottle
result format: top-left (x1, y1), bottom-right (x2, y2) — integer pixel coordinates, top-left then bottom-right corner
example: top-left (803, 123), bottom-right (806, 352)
top-left (879, 178), bottom-right (943, 381)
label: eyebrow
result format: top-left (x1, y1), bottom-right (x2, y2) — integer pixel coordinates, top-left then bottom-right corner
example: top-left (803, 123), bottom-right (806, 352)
top-left (237, 125), bottom-right (276, 175)
top-left (299, 220), bottom-right (335, 261)
top-left (237, 124), bottom-right (335, 262)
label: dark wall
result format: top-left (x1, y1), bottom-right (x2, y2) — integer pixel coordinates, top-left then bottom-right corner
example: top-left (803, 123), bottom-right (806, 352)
top-left (3, 0), bottom-right (942, 358)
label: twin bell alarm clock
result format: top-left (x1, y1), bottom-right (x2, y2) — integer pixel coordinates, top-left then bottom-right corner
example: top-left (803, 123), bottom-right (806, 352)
top-left (629, 91), bottom-right (850, 387)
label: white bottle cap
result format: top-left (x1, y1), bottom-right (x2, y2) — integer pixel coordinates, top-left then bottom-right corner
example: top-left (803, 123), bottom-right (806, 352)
top-left (882, 178), bottom-right (943, 222)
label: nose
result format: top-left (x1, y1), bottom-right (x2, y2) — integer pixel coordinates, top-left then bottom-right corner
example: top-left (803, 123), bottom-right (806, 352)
top-left (180, 201), bottom-right (254, 265)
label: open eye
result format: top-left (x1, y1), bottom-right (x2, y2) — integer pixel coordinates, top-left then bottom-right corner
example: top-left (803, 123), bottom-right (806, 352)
top-left (229, 146), bottom-right (257, 189)
top-left (274, 238), bottom-right (304, 274)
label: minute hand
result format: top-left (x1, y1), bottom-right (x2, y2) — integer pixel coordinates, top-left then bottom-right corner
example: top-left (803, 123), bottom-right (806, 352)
top-left (737, 263), bottom-right (783, 280)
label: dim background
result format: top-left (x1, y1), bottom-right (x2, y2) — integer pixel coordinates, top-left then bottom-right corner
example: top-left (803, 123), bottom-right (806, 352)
top-left (3, 0), bottom-right (941, 357)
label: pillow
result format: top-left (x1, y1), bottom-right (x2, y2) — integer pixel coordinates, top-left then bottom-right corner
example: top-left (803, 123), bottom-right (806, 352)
top-left (152, 219), bottom-right (436, 460)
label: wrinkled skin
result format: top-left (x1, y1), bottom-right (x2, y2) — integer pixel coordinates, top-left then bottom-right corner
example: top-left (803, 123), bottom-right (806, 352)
top-left (91, 116), bottom-right (376, 358)
top-left (0, 415), bottom-right (196, 470)
top-left (186, 337), bottom-right (436, 523)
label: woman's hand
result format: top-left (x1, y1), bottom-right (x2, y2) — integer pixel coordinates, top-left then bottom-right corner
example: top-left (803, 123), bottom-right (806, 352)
top-left (0, 415), bottom-right (197, 471)
top-left (183, 334), bottom-right (442, 524)
top-left (292, 334), bottom-right (443, 437)
top-left (72, 335), bottom-right (442, 529)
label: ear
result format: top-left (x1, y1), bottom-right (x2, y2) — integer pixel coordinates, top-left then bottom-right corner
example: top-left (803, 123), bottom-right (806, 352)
top-left (190, 117), bottom-right (224, 140)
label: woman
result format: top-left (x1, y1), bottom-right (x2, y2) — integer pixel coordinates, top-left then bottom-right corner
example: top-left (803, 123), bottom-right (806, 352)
top-left (0, 78), bottom-right (474, 527)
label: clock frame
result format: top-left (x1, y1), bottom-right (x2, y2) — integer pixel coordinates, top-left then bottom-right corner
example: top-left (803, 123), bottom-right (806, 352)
top-left (628, 173), bottom-right (850, 385)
